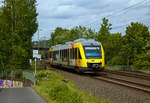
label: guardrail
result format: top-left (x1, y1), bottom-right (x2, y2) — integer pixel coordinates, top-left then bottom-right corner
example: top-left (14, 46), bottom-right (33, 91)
top-left (106, 65), bottom-right (136, 71)
top-left (23, 71), bottom-right (36, 86)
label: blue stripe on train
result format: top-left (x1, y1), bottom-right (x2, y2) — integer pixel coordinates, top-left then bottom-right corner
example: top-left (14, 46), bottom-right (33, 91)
top-left (85, 53), bottom-right (99, 56)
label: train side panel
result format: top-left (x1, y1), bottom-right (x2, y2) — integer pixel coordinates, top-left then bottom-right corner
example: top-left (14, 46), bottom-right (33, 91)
top-left (48, 39), bottom-right (105, 73)
top-left (101, 44), bottom-right (105, 67)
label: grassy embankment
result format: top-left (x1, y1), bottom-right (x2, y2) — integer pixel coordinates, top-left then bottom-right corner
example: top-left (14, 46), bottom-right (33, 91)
top-left (34, 70), bottom-right (111, 103)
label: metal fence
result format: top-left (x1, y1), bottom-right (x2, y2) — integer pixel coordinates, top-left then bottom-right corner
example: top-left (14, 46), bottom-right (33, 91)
top-left (106, 65), bottom-right (136, 71)
top-left (0, 70), bottom-right (24, 88)
top-left (23, 71), bottom-right (36, 86)
top-left (0, 70), bottom-right (16, 80)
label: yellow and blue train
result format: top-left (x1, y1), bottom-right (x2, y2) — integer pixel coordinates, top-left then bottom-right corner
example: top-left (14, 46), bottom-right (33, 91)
top-left (48, 39), bottom-right (105, 73)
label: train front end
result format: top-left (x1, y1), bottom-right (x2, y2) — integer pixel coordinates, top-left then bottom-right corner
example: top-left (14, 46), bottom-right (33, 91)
top-left (84, 46), bottom-right (104, 71)
top-left (76, 39), bottom-right (105, 72)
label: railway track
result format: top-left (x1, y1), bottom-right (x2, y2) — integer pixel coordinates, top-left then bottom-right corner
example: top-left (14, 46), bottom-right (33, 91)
top-left (49, 67), bottom-right (150, 94)
top-left (91, 76), bottom-right (150, 93)
top-left (103, 69), bottom-right (150, 80)
top-left (42, 60), bottom-right (150, 94)
top-left (92, 69), bottom-right (150, 93)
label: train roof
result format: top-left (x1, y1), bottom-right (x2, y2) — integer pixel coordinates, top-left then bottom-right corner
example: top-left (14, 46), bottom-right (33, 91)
top-left (74, 39), bottom-right (100, 46)
top-left (51, 39), bottom-right (101, 51)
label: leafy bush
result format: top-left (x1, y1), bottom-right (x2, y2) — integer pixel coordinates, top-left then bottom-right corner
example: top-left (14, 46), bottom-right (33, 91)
top-left (109, 56), bottom-right (124, 65)
top-left (49, 82), bottom-right (83, 103)
top-left (35, 70), bottom-right (110, 103)
top-left (134, 53), bottom-right (150, 71)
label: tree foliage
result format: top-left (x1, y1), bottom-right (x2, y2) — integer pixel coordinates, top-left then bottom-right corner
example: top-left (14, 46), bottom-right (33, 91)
top-left (123, 22), bottom-right (150, 65)
top-left (0, 0), bottom-right (38, 70)
top-left (97, 17), bottom-right (112, 42)
top-left (134, 41), bottom-right (150, 70)
top-left (49, 26), bottom-right (95, 47)
top-left (97, 18), bottom-right (113, 64)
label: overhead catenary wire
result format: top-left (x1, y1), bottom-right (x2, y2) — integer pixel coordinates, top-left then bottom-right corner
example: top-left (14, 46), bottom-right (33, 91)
top-left (37, 0), bottom-right (150, 40)
top-left (84, 0), bottom-right (150, 28)
top-left (46, 0), bottom-right (150, 34)
top-left (112, 16), bottom-right (150, 30)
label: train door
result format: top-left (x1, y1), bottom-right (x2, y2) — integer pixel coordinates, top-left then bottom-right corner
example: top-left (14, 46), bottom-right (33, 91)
top-left (76, 48), bottom-right (81, 67)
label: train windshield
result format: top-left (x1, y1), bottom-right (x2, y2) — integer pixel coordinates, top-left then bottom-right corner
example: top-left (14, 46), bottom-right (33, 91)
top-left (84, 46), bottom-right (102, 59)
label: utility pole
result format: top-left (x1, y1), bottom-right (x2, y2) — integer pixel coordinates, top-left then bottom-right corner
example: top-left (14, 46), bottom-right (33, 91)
top-left (38, 29), bottom-right (39, 51)
top-left (34, 58), bottom-right (37, 76)
top-left (34, 57), bottom-right (37, 86)
top-left (37, 28), bottom-right (42, 50)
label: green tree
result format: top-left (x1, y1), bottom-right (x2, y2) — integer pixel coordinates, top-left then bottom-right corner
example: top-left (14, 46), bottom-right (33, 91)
top-left (97, 17), bottom-right (112, 42)
top-left (123, 22), bottom-right (150, 66)
top-left (49, 26), bottom-right (96, 47)
top-left (134, 41), bottom-right (150, 70)
top-left (0, 0), bottom-right (38, 70)
top-left (49, 27), bottom-right (69, 46)
top-left (97, 18), bottom-right (112, 64)
top-left (106, 33), bottom-right (123, 65)
top-left (69, 26), bottom-right (95, 39)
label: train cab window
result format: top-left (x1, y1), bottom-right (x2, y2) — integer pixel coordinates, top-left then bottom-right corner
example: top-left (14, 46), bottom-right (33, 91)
top-left (84, 46), bottom-right (102, 59)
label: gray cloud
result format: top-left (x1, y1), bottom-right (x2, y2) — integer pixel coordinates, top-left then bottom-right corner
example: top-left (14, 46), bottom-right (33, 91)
top-left (32, 0), bottom-right (150, 41)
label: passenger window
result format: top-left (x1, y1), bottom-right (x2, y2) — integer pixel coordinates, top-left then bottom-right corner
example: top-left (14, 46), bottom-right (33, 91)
top-left (70, 48), bottom-right (74, 59)
top-left (62, 50), bottom-right (64, 61)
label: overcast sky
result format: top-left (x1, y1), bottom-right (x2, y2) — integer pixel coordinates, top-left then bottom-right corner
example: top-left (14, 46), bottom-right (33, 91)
top-left (32, 0), bottom-right (150, 41)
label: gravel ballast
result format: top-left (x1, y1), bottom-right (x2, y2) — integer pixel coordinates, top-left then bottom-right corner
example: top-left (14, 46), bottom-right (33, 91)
top-left (57, 69), bottom-right (150, 103)
top-left (102, 72), bottom-right (150, 86)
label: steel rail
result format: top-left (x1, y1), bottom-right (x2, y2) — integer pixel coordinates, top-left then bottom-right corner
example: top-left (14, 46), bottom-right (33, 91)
top-left (104, 69), bottom-right (150, 80)
top-left (92, 76), bottom-right (150, 93)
